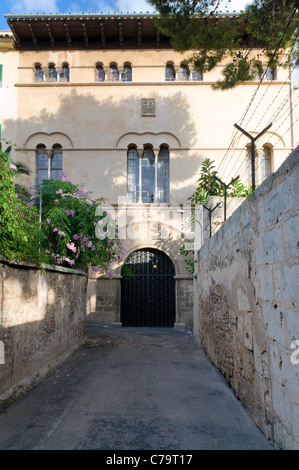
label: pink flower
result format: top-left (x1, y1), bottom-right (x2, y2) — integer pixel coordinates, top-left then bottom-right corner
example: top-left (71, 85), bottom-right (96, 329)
top-left (66, 209), bottom-right (75, 217)
top-left (58, 230), bottom-right (66, 237)
top-left (66, 242), bottom-right (76, 253)
top-left (65, 258), bottom-right (75, 266)
top-left (9, 163), bottom-right (17, 170)
top-left (56, 189), bottom-right (63, 194)
top-left (53, 228), bottom-right (58, 232)
top-left (73, 234), bottom-right (79, 240)
top-left (60, 172), bottom-right (72, 183)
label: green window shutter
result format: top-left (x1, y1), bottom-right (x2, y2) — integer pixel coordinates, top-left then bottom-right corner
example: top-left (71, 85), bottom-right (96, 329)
top-left (0, 65), bottom-right (2, 86)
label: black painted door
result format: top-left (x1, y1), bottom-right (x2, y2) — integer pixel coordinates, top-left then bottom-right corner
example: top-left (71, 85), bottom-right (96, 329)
top-left (121, 249), bottom-right (175, 327)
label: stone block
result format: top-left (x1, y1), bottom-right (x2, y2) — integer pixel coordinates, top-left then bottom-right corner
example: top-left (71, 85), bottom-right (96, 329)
top-left (263, 174), bottom-right (292, 226)
top-left (257, 227), bottom-right (282, 264)
top-left (283, 215), bottom-right (299, 258)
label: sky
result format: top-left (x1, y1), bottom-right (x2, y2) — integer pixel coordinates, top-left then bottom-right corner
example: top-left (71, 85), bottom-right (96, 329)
top-left (0, 0), bottom-right (250, 30)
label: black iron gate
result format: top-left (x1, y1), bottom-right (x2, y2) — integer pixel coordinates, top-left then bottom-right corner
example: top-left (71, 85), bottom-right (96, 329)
top-left (121, 249), bottom-right (175, 327)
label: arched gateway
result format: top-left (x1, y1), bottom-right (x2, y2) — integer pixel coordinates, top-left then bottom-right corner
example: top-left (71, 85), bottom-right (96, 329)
top-left (121, 248), bottom-right (176, 327)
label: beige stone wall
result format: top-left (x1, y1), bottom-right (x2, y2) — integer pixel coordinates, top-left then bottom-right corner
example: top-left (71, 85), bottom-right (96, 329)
top-left (0, 36), bottom-right (18, 146)
top-left (0, 261), bottom-right (87, 409)
top-left (86, 204), bottom-right (195, 328)
top-left (194, 146), bottom-right (299, 449)
top-left (1, 47), bottom-right (291, 204)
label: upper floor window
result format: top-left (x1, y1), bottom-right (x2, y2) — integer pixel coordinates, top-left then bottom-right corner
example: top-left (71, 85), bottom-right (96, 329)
top-left (192, 69), bottom-right (203, 81)
top-left (34, 63), bottom-right (44, 82)
top-left (96, 63), bottom-right (105, 81)
top-left (47, 64), bottom-right (57, 82)
top-left (36, 144), bottom-right (62, 185)
top-left (122, 63), bottom-right (132, 82)
top-left (165, 63), bottom-right (175, 81)
top-left (177, 64), bottom-right (190, 81)
top-left (108, 64), bottom-right (119, 81)
top-left (265, 66), bottom-right (276, 81)
top-left (60, 64), bottom-right (69, 82)
top-left (253, 62), bottom-right (263, 81)
top-left (127, 144), bottom-right (169, 203)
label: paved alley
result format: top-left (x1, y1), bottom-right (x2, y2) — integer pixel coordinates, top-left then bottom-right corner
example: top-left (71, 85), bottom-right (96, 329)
top-left (0, 325), bottom-right (273, 450)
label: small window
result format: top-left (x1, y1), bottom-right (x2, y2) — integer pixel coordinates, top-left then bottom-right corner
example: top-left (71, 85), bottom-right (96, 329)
top-left (34, 64), bottom-right (44, 82)
top-left (48, 64), bottom-right (57, 82)
top-left (253, 62), bottom-right (263, 81)
top-left (96, 64), bottom-right (105, 82)
top-left (165, 63), bottom-right (175, 81)
top-left (265, 66), bottom-right (276, 81)
top-left (178, 64), bottom-right (189, 81)
top-left (259, 146), bottom-right (272, 183)
top-left (108, 64), bottom-right (119, 82)
top-left (51, 145), bottom-right (63, 180)
top-left (37, 145), bottom-right (49, 185)
top-left (60, 64), bottom-right (69, 82)
top-left (157, 145), bottom-right (169, 203)
top-left (192, 69), bottom-right (203, 81)
top-left (245, 145), bottom-right (252, 187)
top-left (122, 64), bottom-right (132, 82)
top-left (127, 146), bottom-right (140, 203)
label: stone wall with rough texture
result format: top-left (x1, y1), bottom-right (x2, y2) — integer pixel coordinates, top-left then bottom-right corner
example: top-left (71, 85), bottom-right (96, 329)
top-left (0, 261), bottom-right (87, 409)
top-left (194, 146), bottom-right (299, 450)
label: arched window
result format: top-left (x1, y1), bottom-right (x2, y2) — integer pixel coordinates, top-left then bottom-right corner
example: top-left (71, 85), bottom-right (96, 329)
top-left (60, 63), bottom-right (69, 82)
top-left (165, 63), bottom-right (175, 81)
top-left (265, 66), bottom-right (276, 81)
top-left (157, 145), bottom-right (169, 203)
top-left (34, 63), bottom-right (44, 82)
top-left (127, 146), bottom-right (140, 203)
top-left (253, 62), bottom-right (263, 81)
top-left (36, 144), bottom-right (63, 185)
top-left (259, 145), bottom-right (272, 183)
top-left (109, 64), bottom-right (119, 81)
top-left (36, 145), bottom-right (49, 185)
top-left (48, 63), bottom-right (57, 82)
top-left (96, 63), bottom-right (105, 82)
top-left (192, 69), bottom-right (203, 81)
top-left (245, 144), bottom-right (252, 188)
top-left (142, 146), bottom-right (156, 203)
top-left (178, 64), bottom-right (190, 81)
top-left (122, 63), bottom-right (132, 82)
top-left (51, 145), bottom-right (63, 180)
top-left (127, 145), bottom-right (169, 203)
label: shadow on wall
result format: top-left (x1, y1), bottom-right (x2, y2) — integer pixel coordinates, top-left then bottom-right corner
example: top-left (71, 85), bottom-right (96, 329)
top-left (3, 88), bottom-right (203, 200)
top-left (0, 261), bottom-right (87, 408)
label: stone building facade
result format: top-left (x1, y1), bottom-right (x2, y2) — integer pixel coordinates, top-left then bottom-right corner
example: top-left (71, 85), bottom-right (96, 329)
top-left (0, 12), bottom-right (296, 328)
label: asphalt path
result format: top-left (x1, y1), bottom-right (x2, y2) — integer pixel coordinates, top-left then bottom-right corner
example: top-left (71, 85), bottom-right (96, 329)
top-left (0, 325), bottom-right (274, 451)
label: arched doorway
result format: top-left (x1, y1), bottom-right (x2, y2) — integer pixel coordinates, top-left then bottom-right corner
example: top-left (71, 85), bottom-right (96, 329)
top-left (121, 248), bottom-right (176, 327)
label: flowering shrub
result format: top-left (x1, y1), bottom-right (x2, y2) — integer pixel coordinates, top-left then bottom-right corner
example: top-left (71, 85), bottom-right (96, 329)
top-left (0, 143), bottom-right (41, 264)
top-left (34, 173), bottom-right (126, 276)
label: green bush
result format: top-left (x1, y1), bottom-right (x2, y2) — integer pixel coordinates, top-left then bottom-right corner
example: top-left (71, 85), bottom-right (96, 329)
top-left (0, 143), bottom-right (41, 265)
